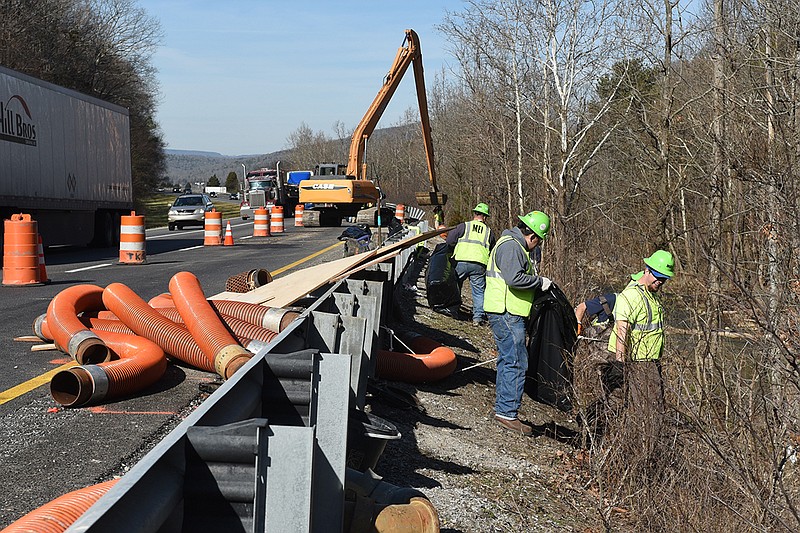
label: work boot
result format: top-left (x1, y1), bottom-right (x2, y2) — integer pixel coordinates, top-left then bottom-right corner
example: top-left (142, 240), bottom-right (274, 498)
top-left (494, 415), bottom-right (533, 436)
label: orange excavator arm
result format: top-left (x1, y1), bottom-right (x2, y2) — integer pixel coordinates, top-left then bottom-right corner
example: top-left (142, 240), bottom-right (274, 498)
top-left (347, 29), bottom-right (446, 206)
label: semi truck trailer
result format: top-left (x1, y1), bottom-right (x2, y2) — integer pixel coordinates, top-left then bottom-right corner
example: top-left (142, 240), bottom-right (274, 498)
top-left (0, 65), bottom-right (133, 249)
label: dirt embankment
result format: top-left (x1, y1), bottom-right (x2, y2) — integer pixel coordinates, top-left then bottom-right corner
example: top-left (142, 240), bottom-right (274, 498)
top-left (368, 247), bottom-right (614, 532)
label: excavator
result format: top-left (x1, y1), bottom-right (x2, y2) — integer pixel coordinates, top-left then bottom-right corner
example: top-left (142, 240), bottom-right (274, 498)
top-left (300, 29), bottom-right (447, 227)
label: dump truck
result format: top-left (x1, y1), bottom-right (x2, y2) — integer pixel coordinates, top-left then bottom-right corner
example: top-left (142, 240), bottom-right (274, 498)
top-left (300, 29), bottom-right (446, 227)
top-left (0, 65), bottom-right (133, 249)
top-left (239, 163), bottom-right (300, 219)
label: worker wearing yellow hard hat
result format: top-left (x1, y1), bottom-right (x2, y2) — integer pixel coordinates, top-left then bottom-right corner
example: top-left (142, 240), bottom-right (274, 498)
top-left (608, 249), bottom-right (675, 451)
top-left (446, 202), bottom-right (496, 326)
top-left (484, 210), bottom-right (552, 436)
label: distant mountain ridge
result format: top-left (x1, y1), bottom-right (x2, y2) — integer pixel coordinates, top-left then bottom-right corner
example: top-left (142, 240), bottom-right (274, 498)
top-left (165, 149), bottom-right (292, 186)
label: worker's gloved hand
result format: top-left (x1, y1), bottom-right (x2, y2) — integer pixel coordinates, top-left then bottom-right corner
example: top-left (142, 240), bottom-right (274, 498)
top-left (540, 277), bottom-right (552, 291)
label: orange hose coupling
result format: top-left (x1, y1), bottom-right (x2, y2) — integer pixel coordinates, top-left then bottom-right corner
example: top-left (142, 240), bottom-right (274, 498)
top-left (214, 344), bottom-right (252, 379)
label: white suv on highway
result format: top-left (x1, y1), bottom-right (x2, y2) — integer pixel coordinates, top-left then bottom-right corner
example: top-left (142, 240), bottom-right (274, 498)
top-left (167, 194), bottom-right (214, 230)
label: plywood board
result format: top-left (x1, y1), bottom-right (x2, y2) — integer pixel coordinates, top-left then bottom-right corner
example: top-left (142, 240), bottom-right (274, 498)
top-left (332, 249), bottom-right (402, 282)
top-left (209, 253), bottom-right (371, 306)
top-left (209, 225), bottom-right (451, 308)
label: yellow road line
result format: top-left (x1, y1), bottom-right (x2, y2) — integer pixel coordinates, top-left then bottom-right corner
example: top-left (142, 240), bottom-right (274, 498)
top-left (0, 241), bottom-right (343, 405)
top-left (0, 362), bottom-right (76, 405)
top-left (270, 241), bottom-right (343, 276)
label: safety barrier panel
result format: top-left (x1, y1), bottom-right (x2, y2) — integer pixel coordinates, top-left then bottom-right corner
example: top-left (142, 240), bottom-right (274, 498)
top-left (119, 211), bottom-right (146, 264)
top-left (2, 213), bottom-right (40, 286)
top-left (253, 207), bottom-right (270, 237)
top-left (270, 206), bottom-right (284, 234)
top-left (295, 204), bottom-right (304, 227)
top-left (204, 210), bottom-right (222, 246)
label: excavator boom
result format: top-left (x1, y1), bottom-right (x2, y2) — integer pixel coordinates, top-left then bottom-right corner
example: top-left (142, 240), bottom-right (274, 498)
top-left (347, 29), bottom-right (445, 206)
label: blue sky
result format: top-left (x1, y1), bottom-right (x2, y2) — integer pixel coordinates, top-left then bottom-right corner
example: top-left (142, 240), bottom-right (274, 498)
top-left (137, 0), bottom-right (464, 155)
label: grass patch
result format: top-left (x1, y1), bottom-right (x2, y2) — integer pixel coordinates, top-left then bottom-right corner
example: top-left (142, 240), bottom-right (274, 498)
top-left (135, 193), bottom-right (241, 229)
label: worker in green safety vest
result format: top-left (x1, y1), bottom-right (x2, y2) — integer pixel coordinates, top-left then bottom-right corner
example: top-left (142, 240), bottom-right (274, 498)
top-left (484, 210), bottom-right (553, 436)
top-left (446, 203), bottom-right (496, 325)
top-left (608, 249), bottom-right (675, 451)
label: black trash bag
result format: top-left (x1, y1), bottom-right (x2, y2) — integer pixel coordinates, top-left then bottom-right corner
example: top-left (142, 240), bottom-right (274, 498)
top-left (525, 283), bottom-right (578, 411)
top-left (425, 242), bottom-right (462, 312)
top-left (387, 216), bottom-right (404, 237)
top-left (338, 224), bottom-right (372, 241)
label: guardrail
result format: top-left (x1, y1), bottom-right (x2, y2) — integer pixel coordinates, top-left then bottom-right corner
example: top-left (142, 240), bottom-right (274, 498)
top-left (65, 225), bottom-right (436, 533)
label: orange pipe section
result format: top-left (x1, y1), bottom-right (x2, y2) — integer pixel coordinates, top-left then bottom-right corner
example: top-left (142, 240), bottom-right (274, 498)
top-left (169, 272), bottom-right (251, 379)
top-left (374, 497), bottom-right (440, 532)
top-left (376, 333), bottom-right (457, 383)
top-left (0, 479), bottom-right (118, 533)
top-left (157, 307), bottom-right (278, 346)
top-left (209, 300), bottom-right (299, 332)
top-left (147, 292), bottom-right (174, 308)
top-left (103, 282), bottom-right (214, 373)
top-left (50, 330), bottom-right (167, 407)
top-left (45, 284), bottom-right (110, 364)
top-left (79, 317), bottom-right (135, 336)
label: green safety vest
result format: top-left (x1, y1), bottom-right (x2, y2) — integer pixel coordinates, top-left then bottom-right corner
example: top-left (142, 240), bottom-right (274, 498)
top-left (453, 220), bottom-right (491, 265)
top-left (484, 235), bottom-right (534, 317)
top-left (607, 283), bottom-right (665, 361)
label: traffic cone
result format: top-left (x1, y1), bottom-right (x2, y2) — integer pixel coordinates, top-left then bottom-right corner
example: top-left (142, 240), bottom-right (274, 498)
top-left (223, 221), bottom-right (234, 246)
top-left (37, 234), bottom-right (50, 283)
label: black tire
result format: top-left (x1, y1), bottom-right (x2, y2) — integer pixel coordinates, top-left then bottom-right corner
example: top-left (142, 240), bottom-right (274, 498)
top-left (168, 223), bottom-right (175, 231)
top-left (91, 211), bottom-right (114, 247)
top-left (177, 224), bottom-right (183, 230)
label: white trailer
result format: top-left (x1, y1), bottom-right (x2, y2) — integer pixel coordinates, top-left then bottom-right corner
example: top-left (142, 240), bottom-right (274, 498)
top-left (0, 65), bottom-right (133, 248)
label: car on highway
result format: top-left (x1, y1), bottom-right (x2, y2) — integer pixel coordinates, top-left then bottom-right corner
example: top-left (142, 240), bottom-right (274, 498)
top-left (167, 193), bottom-right (214, 230)
top-left (229, 192), bottom-right (239, 200)
top-left (172, 185), bottom-right (182, 192)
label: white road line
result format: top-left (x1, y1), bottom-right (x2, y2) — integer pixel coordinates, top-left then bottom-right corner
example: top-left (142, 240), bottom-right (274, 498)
top-left (65, 263), bottom-right (113, 273)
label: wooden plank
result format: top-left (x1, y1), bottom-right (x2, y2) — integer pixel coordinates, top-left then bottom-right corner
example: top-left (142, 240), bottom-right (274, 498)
top-left (332, 249), bottom-right (401, 282)
top-left (208, 226), bottom-right (449, 308)
top-left (208, 253), bottom-right (371, 306)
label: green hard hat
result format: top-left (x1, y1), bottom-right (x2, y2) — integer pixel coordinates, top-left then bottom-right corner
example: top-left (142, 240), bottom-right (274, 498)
top-left (518, 211), bottom-right (551, 240)
top-left (643, 250), bottom-right (675, 278)
top-left (473, 202), bottom-right (489, 216)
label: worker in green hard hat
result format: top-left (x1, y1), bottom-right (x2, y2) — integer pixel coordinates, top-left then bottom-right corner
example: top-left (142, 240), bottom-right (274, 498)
top-left (446, 202), bottom-right (496, 326)
top-left (484, 210), bottom-right (553, 436)
top-left (608, 249), bottom-right (675, 450)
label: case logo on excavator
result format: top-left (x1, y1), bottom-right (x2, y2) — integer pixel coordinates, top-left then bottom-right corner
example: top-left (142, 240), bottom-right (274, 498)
top-left (308, 184), bottom-right (346, 190)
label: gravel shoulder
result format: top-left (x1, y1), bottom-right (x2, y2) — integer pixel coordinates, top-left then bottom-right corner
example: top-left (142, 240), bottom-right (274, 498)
top-left (368, 245), bottom-right (607, 532)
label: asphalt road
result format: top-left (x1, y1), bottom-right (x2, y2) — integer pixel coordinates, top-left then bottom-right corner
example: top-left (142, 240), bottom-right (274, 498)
top-left (0, 219), bottom-right (347, 527)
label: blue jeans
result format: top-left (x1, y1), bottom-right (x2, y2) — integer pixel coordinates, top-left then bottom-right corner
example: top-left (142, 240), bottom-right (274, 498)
top-left (488, 312), bottom-right (528, 419)
top-left (455, 261), bottom-right (486, 322)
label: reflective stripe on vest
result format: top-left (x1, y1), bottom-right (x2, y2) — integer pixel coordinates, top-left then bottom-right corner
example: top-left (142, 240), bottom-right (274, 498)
top-left (484, 235), bottom-right (533, 317)
top-left (453, 220), bottom-right (490, 265)
top-left (607, 283), bottom-right (665, 360)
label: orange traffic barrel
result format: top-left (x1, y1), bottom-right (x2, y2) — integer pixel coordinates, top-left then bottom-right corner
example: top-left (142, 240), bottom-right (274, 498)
top-left (395, 204), bottom-right (405, 224)
top-left (2, 213), bottom-right (40, 286)
top-left (270, 206), bottom-right (284, 234)
top-left (204, 210), bottom-right (222, 246)
top-left (295, 204), bottom-right (304, 227)
top-left (253, 207), bottom-right (270, 237)
top-left (119, 211), bottom-right (146, 264)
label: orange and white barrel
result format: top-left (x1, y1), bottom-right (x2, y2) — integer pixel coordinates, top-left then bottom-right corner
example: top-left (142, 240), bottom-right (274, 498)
top-left (395, 204), bottom-right (405, 224)
top-left (2, 213), bottom-right (40, 285)
top-left (204, 210), bottom-right (223, 246)
top-left (253, 207), bottom-right (270, 237)
top-left (119, 211), bottom-right (146, 264)
top-left (294, 204), bottom-right (304, 227)
top-left (270, 206), bottom-right (284, 234)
